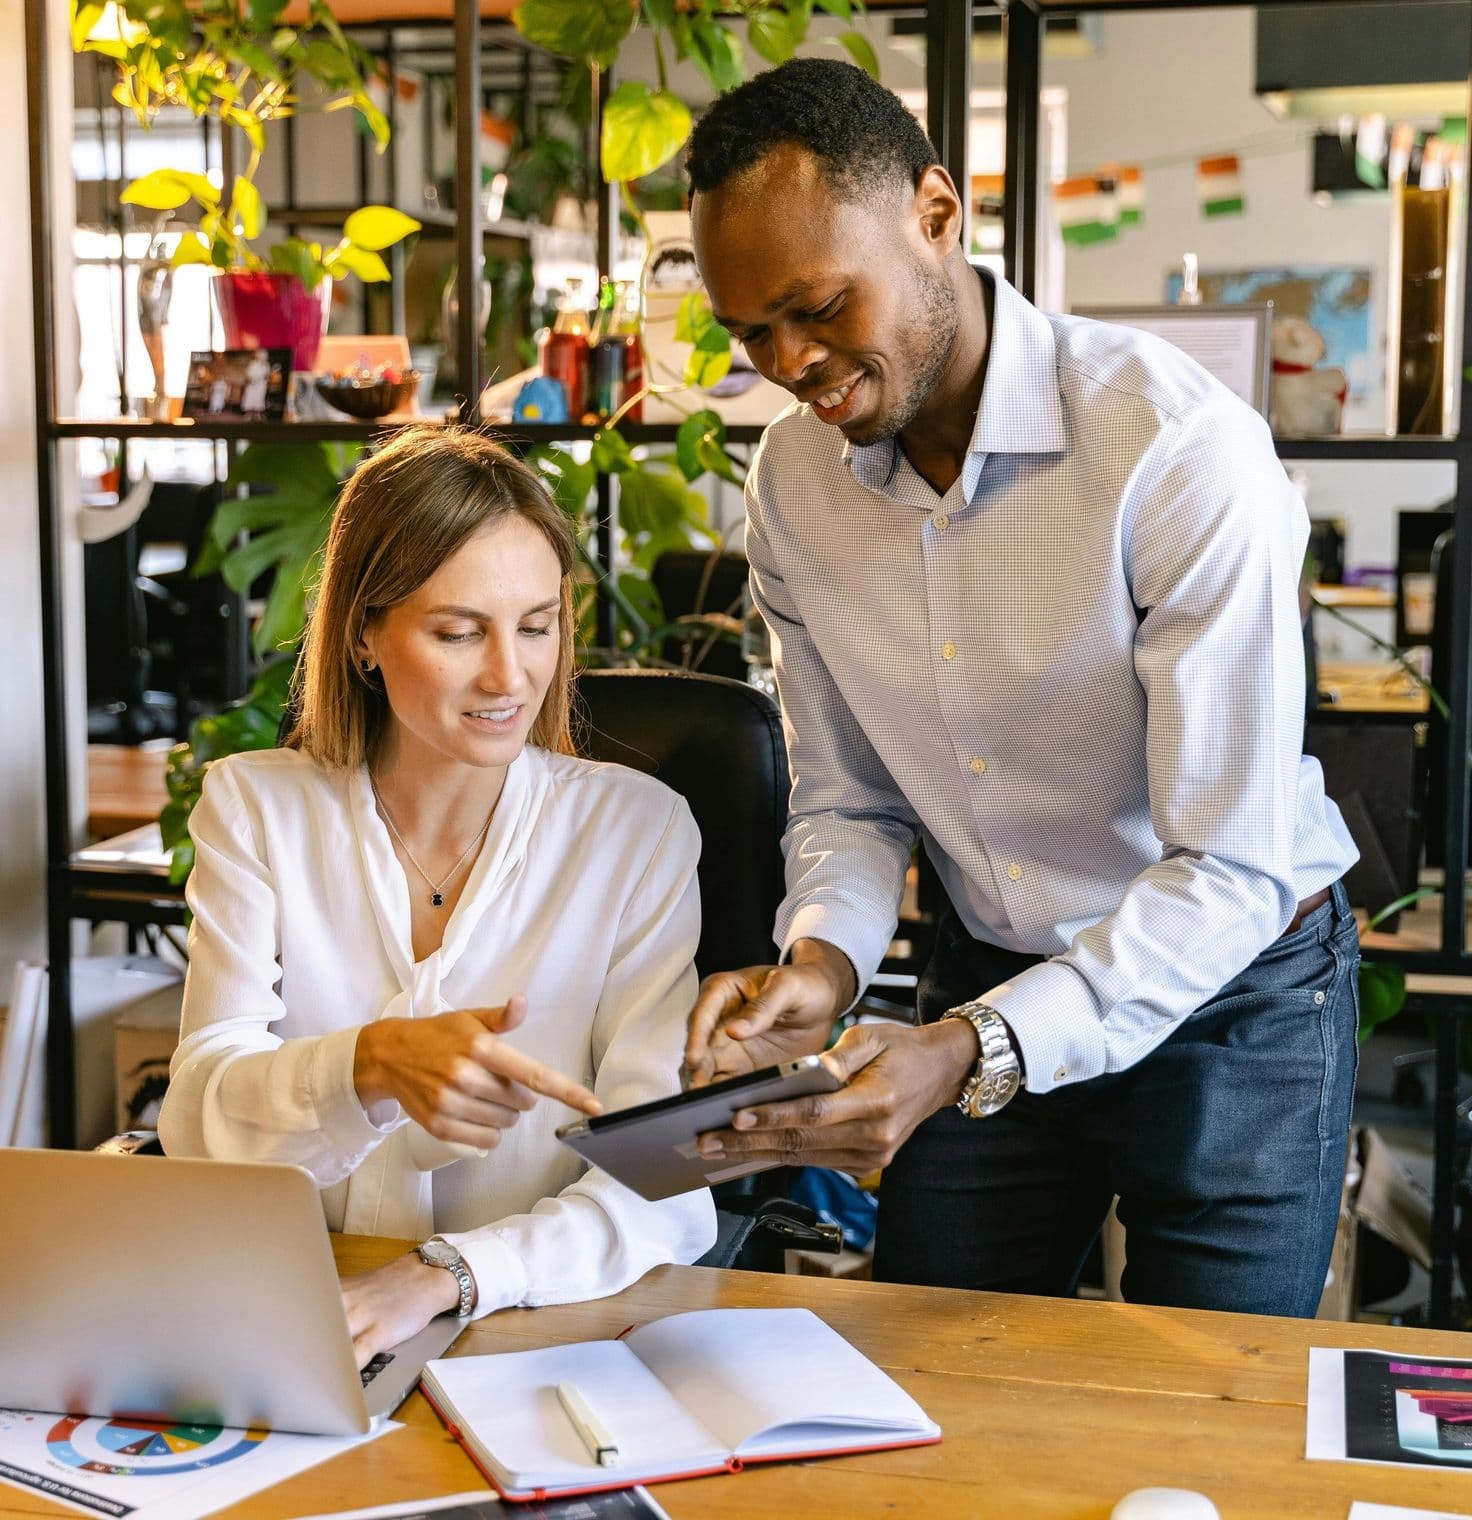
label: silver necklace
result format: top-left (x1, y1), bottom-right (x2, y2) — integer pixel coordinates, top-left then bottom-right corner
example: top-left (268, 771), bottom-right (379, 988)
top-left (370, 778), bottom-right (493, 909)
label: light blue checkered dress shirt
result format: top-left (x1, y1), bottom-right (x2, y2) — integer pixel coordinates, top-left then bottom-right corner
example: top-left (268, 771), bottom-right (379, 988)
top-left (746, 271), bottom-right (1358, 1095)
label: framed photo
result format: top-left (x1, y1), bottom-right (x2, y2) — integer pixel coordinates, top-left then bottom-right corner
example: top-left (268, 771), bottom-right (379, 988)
top-left (1070, 303), bottom-right (1272, 418)
top-left (181, 347), bottom-right (291, 421)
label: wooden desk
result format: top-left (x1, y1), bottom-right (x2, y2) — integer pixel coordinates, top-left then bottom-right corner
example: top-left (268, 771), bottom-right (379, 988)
top-left (86, 742), bottom-right (171, 840)
top-left (13, 1236), bottom-right (1472, 1519)
top-left (1315, 659), bottom-right (1430, 716)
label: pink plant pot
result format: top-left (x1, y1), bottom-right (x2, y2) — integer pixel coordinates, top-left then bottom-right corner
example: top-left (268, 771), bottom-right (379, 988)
top-left (213, 271), bottom-right (332, 372)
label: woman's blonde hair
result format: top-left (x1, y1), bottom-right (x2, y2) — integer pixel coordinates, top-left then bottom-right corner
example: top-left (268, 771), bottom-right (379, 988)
top-left (285, 426), bottom-right (577, 768)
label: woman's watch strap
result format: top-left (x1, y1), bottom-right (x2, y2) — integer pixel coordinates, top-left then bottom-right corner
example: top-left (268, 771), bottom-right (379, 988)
top-left (416, 1235), bottom-right (476, 1317)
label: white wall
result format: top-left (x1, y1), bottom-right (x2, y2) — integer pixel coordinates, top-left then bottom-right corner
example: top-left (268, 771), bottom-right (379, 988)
top-left (3, 0), bottom-right (83, 983)
top-left (1036, 6), bottom-right (1458, 656)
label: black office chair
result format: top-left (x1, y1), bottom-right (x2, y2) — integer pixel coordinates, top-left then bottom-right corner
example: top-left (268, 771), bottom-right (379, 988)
top-left (648, 550), bottom-right (749, 682)
top-left (1424, 525), bottom-right (1457, 871)
top-left (574, 669), bottom-right (841, 1267)
top-left (576, 668), bottom-right (786, 977)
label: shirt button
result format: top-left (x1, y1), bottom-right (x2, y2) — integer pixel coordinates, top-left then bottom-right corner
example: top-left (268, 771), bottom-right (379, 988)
top-left (1054, 1066), bottom-right (1068, 1082)
top-left (933, 513), bottom-right (950, 531)
top-left (969, 756), bottom-right (987, 775)
top-left (941, 641), bottom-right (957, 661)
top-left (1006, 863), bottom-right (1023, 881)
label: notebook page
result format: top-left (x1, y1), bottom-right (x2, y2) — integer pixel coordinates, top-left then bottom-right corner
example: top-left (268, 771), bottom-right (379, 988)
top-left (423, 1341), bottom-right (728, 1491)
top-left (627, 1308), bottom-right (938, 1455)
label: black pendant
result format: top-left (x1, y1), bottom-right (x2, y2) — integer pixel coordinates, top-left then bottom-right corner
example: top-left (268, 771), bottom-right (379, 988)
top-left (432, 891), bottom-right (444, 907)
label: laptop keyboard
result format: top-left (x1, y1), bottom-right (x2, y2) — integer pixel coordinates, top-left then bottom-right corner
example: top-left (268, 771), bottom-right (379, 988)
top-left (360, 1352), bottom-right (395, 1387)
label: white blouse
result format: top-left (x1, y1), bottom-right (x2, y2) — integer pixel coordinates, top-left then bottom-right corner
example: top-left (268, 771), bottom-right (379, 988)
top-left (158, 744), bottom-right (716, 1317)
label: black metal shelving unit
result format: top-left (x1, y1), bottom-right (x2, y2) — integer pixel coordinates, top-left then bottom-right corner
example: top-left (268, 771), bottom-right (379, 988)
top-left (28, 0), bottom-right (960, 1137)
top-left (1002, 0), bottom-right (1472, 1325)
top-left (29, 0), bottom-right (1472, 1318)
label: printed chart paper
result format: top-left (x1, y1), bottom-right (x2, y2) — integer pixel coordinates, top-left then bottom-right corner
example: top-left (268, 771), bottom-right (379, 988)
top-left (1309, 1348), bottom-right (1472, 1471)
top-left (290, 1487), bottom-right (673, 1519)
top-left (1348, 1505), bottom-right (1472, 1519)
top-left (0, 1408), bottom-right (391, 1520)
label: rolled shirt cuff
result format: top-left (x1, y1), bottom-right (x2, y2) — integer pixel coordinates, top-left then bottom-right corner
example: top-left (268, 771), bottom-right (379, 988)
top-left (318, 1026), bottom-right (407, 1148)
top-left (983, 959), bottom-right (1110, 1095)
top-left (440, 1228), bottom-right (530, 1320)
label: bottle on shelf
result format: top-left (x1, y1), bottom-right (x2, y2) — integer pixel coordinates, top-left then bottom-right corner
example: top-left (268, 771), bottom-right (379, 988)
top-left (540, 278), bottom-right (591, 420)
top-left (617, 278), bottom-right (644, 424)
top-left (588, 277), bottom-right (624, 423)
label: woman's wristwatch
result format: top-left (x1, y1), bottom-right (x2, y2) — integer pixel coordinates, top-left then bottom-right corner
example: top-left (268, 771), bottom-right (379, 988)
top-left (416, 1236), bottom-right (476, 1317)
top-left (941, 1001), bottom-right (1023, 1118)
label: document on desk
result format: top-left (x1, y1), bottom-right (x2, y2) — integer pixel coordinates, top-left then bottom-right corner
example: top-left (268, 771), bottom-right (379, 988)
top-left (1309, 1347), bottom-right (1472, 1472)
top-left (1348, 1504), bottom-right (1472, 1518)
top-left (0, 1407), bottom-right (393, 1520)
top-left (289, 1485), bottom-right (674, 1518)
top-left (420, 1306), bottom-right (940, 1502)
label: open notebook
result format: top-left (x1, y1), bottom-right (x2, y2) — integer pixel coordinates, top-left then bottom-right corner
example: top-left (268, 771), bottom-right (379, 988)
top-left (420, 1307), bottom-right (941, 1502)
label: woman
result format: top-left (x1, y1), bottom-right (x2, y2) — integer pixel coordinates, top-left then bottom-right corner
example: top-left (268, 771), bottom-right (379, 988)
top-left (158, 427), bottom-right (715, 1366)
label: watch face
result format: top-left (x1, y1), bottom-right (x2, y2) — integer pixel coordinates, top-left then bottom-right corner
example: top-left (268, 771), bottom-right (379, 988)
top-left (420, 1239), bottom-right (456, 1268)
top-left (966, 1066), bottom-right (1021, 1117)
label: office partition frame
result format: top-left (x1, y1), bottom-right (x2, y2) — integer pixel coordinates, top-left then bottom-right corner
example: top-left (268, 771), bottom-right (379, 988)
top-left (28, 0), bottom-right (1472, 1321)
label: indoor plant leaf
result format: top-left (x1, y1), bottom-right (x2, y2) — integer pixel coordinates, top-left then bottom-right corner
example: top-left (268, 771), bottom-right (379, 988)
top-left (676, 410), bottom-right (743, 485)
top-left (170, 232), bottom-right (213, 267)
top-left (121, 167), bottom-right (219, 212)
top-left (684, 324), bottom-right (733, 389)
top-left (675, 292), bottom-right (715, 345)
top-left (749, 7), bottom-right (803, 66)
top-left (1358, 960), bottom-right (1407, 1042)
top-left (590, 427), bottom-right (636, 475)
top-left (688, 20), bottom-right (745, 94)
top-left (834, 29), bottom-right (880, 79)
top-left (324, 244), bottom-right (392, 282)
top-left (230, 177), bottom-right (264, 240)
top-left (342, 204), bottom-right (422, 251)
top-left (513, 0), bottom-right (636, 66)
top-left (601, 83), bottom-right (692, 184)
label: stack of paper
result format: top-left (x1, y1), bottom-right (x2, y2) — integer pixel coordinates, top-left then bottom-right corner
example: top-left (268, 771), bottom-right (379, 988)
top-left (0, 962), bottom-right (46, 1146)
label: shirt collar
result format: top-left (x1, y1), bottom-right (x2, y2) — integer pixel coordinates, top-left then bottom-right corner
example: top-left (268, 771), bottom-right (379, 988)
top-left (842, 270), bottom-right (1067, 502)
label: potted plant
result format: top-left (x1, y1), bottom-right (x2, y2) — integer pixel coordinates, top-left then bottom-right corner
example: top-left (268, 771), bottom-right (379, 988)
top-left (73, 0), bottom-right (407, 370)
top-left (119, 169), bottom-right (420, 371)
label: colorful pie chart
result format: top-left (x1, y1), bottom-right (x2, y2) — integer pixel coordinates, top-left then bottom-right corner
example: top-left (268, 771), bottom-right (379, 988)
top-left (46, 1415), bottom-right (267, 1476)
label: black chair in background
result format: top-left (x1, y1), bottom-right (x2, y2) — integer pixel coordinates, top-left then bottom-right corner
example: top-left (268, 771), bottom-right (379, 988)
top-left (1424, 525), bottom-right (1457, 871)
top-left (576, 667), bottom-right (787, 977)
top-left (1396, 506), bottom-right (1456, 651)
top-left (1304, 719), bottom-right (1425, 933)
top-left (84, 480), bottom-right (240, 744)
top-left (649, 550), bottom-right (749, 682)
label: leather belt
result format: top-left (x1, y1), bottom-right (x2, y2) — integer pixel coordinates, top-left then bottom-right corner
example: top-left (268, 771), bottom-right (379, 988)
top-left (1279, 886), bottom-right (1333, 939)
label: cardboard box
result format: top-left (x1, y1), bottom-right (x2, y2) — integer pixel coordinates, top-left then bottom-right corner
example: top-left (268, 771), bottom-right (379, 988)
top-left (112, 972), bottom-right (183, 1134)
top-left (786, 1247), bottom-right (873, 1280)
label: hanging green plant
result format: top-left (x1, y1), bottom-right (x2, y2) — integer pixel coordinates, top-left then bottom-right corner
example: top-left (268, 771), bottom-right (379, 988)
top-left (120, 170), bottom-right (420, 285)
top-left (71, 0), bottom-right (389, 151)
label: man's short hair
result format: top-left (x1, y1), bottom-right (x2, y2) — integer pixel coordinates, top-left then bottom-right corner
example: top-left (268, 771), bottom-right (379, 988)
top-left (686, 58), bottom-right (938, 205)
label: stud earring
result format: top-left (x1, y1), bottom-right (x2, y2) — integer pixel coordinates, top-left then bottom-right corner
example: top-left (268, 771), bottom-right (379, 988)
top-left (360, 658), bottom-right (373, 672)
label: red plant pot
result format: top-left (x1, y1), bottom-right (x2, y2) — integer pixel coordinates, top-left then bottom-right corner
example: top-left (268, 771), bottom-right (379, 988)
top-left (213, 271), bottom-right (332, 372)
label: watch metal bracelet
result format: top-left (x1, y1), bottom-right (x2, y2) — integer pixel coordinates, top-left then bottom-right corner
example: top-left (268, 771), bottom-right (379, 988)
top-left (941, 1000), bottom-right (1023, 1119)
top-left (417, 1236), bottom-right (475, 1318)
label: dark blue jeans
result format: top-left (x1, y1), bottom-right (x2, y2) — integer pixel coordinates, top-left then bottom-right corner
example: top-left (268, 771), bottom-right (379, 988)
top-left (873, 883), bottom-right (1359, 1317)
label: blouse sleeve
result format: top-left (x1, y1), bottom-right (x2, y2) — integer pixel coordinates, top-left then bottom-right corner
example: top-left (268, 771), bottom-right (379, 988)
top-left (440, 795), bottom-right (717, 1316)
top-left (157, 761), bottom-right (404, 1177)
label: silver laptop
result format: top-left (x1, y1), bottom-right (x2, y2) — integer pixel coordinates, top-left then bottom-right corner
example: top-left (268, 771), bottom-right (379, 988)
top-left (0, 1148), bottom-right (463, 1436)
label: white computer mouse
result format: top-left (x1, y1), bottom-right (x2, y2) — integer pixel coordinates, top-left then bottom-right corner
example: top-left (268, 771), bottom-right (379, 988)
top-left (1110, 1488), bottom-right (1220, 1520)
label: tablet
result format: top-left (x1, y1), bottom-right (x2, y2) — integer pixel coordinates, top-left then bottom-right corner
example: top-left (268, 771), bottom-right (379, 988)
top-left (556, 1055), bottom-right (844, 1200)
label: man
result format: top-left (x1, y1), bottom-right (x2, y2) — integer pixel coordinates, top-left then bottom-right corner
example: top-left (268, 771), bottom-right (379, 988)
top-left (681, 58), bottom-right (1360, 1317)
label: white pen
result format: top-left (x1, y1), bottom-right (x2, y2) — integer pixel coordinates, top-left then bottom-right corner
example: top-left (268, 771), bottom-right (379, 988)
top-left (557, 1380), bottom-right (620, 1467)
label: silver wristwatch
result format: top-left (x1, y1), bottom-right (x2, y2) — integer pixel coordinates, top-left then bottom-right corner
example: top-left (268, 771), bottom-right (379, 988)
top-left (416, 1236), bottom-right (475, 1317)
top-left (941, 1001), bottom-right (1023, 1118)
